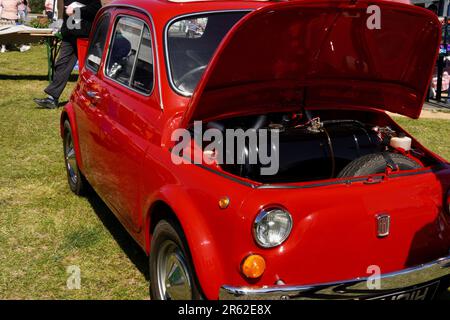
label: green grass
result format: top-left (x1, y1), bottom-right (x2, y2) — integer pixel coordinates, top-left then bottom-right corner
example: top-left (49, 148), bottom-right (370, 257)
top-left (394, 117), bottom-right (450, 161)
top-left (0, 45), bottom-right (449, 299)
top-left (0, 45), bottom-right (148, 299)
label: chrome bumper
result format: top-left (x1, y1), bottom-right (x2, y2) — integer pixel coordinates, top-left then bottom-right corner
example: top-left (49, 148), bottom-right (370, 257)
top-left (219, 255), bottom-right (450, 300)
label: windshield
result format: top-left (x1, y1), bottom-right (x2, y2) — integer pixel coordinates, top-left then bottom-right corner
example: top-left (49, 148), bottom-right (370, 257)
top-left (166, 11), bottom-right (248, 95)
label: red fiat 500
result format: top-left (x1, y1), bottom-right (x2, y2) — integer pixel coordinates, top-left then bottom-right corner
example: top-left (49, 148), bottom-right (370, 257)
top-left (61, 0), bottom-right (450, 300)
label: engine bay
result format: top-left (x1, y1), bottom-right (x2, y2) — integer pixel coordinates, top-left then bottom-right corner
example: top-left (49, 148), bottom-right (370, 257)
top-left (205, 109), bottom-right (439, 184)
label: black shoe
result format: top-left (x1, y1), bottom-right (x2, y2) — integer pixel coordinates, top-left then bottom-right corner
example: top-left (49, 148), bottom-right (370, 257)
top-left (34, 97), bottom-right (58, 109)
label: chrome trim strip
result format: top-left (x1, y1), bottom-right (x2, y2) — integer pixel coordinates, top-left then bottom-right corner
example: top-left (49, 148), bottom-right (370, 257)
top-left (168, 147), bottom-right (256, 188)
top-left (129, 22), bottom-right (146, 87)
top-left (163, 10), bottom-right (252, 97)
top-left (257, 177), bottom-right (368, 190)
top-left (256, 168), bottom-right (437, 190)
top-left (196, 163), bottom-right (256, 188)
top-left (220, 255), bottom-right (450, 300)
top-left (253, 207), bottom-right (293, 248)
top-left (168, 159), bottom-right (440, 191)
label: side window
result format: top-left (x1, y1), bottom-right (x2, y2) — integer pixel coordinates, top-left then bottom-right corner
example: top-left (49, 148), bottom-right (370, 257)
top-left (86, 14), bottom-right (111, 73)
top-left (105, 16), bottom-right (154, 94)
top-left (131, 26), bottom-right (153, 94)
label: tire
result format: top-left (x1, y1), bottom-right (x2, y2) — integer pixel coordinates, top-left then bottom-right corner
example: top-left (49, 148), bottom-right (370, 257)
top-left (63, 120), bottom-right (87, 195)
top-left (149, 220), bottom-right (203, 300)
top-left (337, 152), bottom-right (421, 178)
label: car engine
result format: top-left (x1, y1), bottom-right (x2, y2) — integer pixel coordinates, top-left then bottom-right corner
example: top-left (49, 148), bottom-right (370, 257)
top-left (207, 110), bottom-right (427, 183)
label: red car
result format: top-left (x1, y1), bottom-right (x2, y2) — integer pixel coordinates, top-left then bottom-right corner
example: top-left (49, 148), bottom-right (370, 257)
top-left (61, 0), bottom-right (450, 300)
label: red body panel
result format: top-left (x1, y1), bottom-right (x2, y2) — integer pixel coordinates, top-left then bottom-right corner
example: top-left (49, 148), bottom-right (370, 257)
top-left (62, 0), bottom-right (450, 299)
top-left (76, 38), bottom-right (89, 71)
top-left (183, 1), bottom-right (440, 125)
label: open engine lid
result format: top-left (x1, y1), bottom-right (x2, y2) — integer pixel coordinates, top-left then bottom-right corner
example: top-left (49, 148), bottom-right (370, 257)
top-left (181, 0), bottom-right (441, 127)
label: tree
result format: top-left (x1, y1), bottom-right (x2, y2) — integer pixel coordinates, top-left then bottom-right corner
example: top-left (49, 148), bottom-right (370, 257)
top-left (29, 0), bottom-right (45, 14)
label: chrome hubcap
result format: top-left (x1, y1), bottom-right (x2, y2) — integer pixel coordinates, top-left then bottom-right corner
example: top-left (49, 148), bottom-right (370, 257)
top-left (156, 241), bottom-right (192, 300)
top-left (65, 133), bottom-right (78, 185)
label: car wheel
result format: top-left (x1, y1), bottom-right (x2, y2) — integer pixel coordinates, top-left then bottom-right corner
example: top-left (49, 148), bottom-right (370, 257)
top-left (63, 120), bottom-right (87, 195)
top-left (149, 220), bottom-right (202, 300)
top-left (337, 152), bottom-right (422, 178)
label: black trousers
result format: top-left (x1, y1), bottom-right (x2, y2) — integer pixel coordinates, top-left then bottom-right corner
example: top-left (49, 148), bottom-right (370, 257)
top-left (45, 39), bottom-right (78, 100)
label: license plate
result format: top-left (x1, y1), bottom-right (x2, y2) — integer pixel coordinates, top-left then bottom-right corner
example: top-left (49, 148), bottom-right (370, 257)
top-left (367, 281), bottom-right (440, 300)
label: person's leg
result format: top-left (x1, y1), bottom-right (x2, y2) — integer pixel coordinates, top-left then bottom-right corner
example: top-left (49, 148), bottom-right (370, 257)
top-left (46, 40), bottom-right (78, 98)
top-left (35, 40), bottom-right (78, 108)
top-left (18, 11), bottom-right (25, 24)
top-left (19, 15), bottom-right (31, 53)
top-left (19, 44), bottom-right (31, 52)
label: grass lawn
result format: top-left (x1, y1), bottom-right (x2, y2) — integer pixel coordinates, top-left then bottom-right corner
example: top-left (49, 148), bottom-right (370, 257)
top-left (394, 117), bottom-right (450, 160)
top-left (0, 45), bottom-right (148, 299)
top-left (0, 45), bottom-right (449, 299)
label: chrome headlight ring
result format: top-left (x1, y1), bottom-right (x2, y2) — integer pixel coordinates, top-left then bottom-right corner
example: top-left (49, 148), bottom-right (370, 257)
top-left (253, 207), bottom-right (293, 248)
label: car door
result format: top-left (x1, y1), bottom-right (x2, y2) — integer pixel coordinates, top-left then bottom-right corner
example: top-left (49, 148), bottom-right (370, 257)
top-left (94, 11), bottom-right (160, 232)
top-left (74, 11), bottom-right (112, 187)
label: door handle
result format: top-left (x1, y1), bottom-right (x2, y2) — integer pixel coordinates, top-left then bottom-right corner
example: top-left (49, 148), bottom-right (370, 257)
top-left (86, 90), bottom-right (101, 102)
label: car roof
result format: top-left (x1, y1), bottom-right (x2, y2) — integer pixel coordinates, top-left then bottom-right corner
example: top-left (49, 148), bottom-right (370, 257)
top-left (108, 0), bottom-right (273, 17)
top-left (106, 0), bottom-right (412, 24)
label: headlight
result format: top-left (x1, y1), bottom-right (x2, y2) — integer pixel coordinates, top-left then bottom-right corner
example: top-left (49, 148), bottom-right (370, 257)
top-left (253, 207), bottom-right (293, 248)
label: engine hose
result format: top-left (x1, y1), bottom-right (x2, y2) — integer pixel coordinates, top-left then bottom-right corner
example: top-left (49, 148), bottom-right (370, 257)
top-left (322, 127), bottom-right (336, 178)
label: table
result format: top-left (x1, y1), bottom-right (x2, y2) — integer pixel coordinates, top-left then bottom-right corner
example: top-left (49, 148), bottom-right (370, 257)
top-left (0, 26), bottom-right (62, 81)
